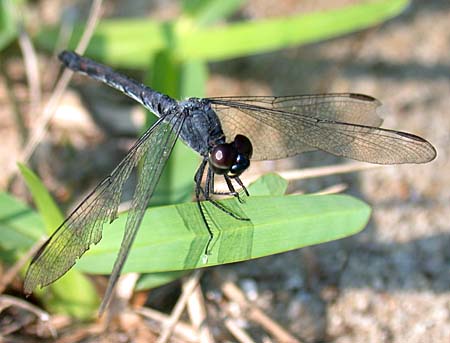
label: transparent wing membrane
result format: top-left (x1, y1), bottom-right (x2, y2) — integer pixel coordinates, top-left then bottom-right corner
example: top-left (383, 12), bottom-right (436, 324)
top-left (209, 94), bottom-right (436, 163)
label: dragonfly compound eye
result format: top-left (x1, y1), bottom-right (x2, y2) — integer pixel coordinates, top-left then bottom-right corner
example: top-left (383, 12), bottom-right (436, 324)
top-left (229, 153), bottom-right (250, 177)
top-left (210, 143), bottom-right (238, 174)
top-left (233, 134), bottom-right (253, 159)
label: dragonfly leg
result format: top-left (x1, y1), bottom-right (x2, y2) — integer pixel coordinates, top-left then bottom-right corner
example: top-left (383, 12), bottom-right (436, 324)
top-left (207, 167), bottom-right (239, 198)
top-left (203, 166), bottom-right (248, 220)
top-left (234, 176), bottom-right (249, 197)
top-left (194, 159), bottom-right (214, 255)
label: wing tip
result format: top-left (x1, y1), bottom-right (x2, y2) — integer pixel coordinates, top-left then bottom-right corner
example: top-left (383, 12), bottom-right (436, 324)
top-left (396, 131), bottom-right (437, 162)
top-left (349, 93), bottom-right (378, 102)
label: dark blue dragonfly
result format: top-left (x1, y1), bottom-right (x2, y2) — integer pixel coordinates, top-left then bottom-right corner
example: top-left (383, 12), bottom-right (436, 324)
top-left (24, 51), bottom-right (436, 313)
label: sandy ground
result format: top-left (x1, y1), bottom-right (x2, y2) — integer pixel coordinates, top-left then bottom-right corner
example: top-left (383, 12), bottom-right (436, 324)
top-left (215, 1), bottom-right (450, 342)
top-left (1, 0), bottom-right (449, 342)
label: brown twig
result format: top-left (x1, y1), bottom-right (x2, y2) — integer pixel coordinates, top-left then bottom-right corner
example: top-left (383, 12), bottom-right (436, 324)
top-left (157, 270), bottom-right (203, 343)
top-left (207, 286), bottom-right (256, 343)
top-left (137, 307), bottom-right (199, 342)
top-left (54, 323), bottom-right (104, 343)
top-left (214, 162), bottom-right (381, 193)
top-left (0, 59), bottom-right (27, 146)
top-left (18, 28), bottom-right (41, 139)
top-left (309, 182), bottom-right (348, 195)
top-left (187, 281), bottom-right (215, 343)
top-left (278, 162), bottom-right (381, 181)
top-left (216, 272), bottom-right (302, 343)
top-left (0, 294), bottom-right (55, 337)
top-left (223, 317), bottom-right (256, 343)
top-left (105, 272), bottom-right (140, 317)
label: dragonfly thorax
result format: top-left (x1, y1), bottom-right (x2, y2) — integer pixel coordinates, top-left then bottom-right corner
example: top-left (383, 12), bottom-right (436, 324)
top-left (178, 98), bottom-right (226, 156)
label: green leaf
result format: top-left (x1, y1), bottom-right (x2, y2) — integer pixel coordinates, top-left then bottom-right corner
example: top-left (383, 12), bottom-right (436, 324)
top-left (36, 19), bottom-right (167, 68)
top-left (0, 0), bottom-right (18, 50)
top-left (43, 268), bottom-right (99, 320)
top-left (149, 49), bottom-right (179, 99)
top-left (0, 192), bottom-right (99, 319)
top-left (176, 0), bottom-right (409, 61)
top-left (0, 192), bottom-right (44, 262)
top-left (179, 59), bottom-right (207, 99)
top-left (17, 164), bottom-right (99, 319)
top-left (247, 173), bottom-right (288, 196)
top-left (136, 270), bottom-right (187, 291)
top-left (75, 192), bottom-right (371, 274)
top-left (35, 0), bottom-right (408, 68)
top-left (18, 163), bottom-right (63, 234)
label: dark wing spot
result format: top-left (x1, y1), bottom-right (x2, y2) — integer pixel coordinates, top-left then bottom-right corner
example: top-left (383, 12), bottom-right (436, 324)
top-left (349, 93), bottom-right (377, 102)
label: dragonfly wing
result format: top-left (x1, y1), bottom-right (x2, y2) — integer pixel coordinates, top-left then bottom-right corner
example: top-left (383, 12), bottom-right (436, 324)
top-left (98, 112), bottom-right (185, 313)
top-left (24, 112), bottom-right (184, 305)
top-left (208, 94), bottom-right (436, 163)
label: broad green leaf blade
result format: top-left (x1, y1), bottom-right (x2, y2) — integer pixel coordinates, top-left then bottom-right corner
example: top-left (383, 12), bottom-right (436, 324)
top-left (75, 193), bottom-right (371, 274)
top-left (176, 0), bottom-right (409, 61)
top-left (247, 173), bottom-right (288, 196)
top-left (18, 164), bottom-right (99, 318)
top-left (18, 163), bottom-right (63, 234)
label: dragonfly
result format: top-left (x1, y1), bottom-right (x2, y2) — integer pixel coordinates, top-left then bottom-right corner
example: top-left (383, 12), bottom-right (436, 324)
top-left (24, 51), bottom-right (436, 314)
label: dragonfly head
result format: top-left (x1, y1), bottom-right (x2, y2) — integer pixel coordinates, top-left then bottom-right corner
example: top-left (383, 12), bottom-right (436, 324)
top-left (209, 135), bottom-right (253, 177)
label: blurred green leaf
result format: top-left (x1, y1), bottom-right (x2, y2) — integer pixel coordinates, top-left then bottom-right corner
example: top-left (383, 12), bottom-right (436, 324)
top-left (43, 268), bottom-right (99, 320)
top-left (136, 270), bottom-right (187, 290)
top-left (247, 173), bottom-right (288, 196)
top-left (18, 164), bottom-right (99, 319)
top-left (179, 59), bottom-right (207, 99)
top-left (36, 19), bottom-right (166, 68)
top-left (149, 49), bottom-right (179, 99)
top-left (153, 140), bottom-right (199, 205)
top-left (76, 191), bottom-right (371, 274)
top-left (0, 192), bottom-right (44, 262)
top-left (0, 0), bottom-right (18, 50)
top-left (176, 0), bottom-right (409, 61)
top-left (18, 163), bottom-right (63, 234)
top-left (36, 0), bottom-right (408, 67)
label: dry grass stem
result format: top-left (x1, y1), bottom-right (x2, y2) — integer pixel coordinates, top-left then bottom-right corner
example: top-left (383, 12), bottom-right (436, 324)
top-left (157, 270), bottom-right (203, 343)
